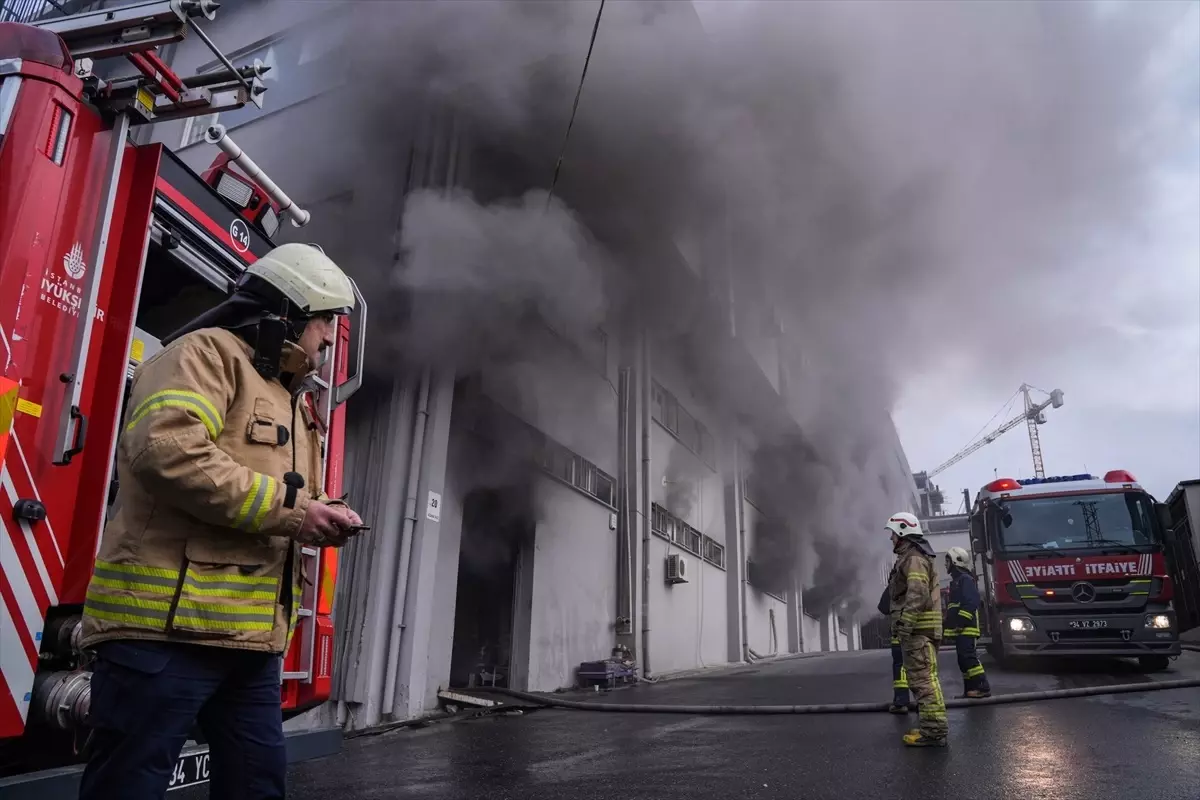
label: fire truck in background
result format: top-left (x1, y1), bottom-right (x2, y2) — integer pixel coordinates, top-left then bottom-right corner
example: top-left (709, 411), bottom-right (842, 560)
top-left (968, 470), bottom-right (1181, 671)
top-left (0, 1), bottom-right (366, 793)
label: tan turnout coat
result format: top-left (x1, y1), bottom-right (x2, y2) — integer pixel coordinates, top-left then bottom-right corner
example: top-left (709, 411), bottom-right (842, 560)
top-left (81, 327), bottom-right (335, 654)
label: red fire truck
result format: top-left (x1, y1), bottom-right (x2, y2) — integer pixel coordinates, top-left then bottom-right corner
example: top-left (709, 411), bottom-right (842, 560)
top-left (968, 470), bottom-right (1181, 671)
top-left (0, 2), bottom-right (365, 793)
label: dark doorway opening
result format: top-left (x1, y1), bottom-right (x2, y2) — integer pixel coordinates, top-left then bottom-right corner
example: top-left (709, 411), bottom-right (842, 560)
top-left (449, 487), bottom-right (533, 689)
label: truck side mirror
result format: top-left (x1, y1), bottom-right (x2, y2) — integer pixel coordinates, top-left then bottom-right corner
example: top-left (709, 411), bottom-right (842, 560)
top-left (1156, 503), bottom-right (1175, 542)
top-left (970, 517), bottom-right (985, 555)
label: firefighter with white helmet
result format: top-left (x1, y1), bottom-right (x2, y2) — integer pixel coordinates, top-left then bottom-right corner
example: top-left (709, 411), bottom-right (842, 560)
top-left (885, 511), bottom-right (948, 747)
top-left (943, 545), bottom-right (991, 698)
top-left (79, 243), bottom-right (367, 800)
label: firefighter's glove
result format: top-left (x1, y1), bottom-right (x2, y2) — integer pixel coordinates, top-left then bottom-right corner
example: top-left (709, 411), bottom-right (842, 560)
top-left (297, 502), bottom-right (358, 548)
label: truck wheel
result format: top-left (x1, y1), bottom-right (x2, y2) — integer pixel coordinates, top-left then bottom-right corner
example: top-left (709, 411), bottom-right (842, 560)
top-left (1138, 655), bottom-right (1170, 672)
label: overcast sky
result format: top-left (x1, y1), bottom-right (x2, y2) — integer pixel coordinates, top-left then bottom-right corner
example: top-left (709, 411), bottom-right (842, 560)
top-left (893, 1), bottom-right (1199, 504)
top-left (694, 0), bottom-right (1200, 503)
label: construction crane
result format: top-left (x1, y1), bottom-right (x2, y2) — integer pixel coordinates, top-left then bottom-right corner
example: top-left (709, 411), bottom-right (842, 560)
top-left (928, 384), bottom-right (1065, 480)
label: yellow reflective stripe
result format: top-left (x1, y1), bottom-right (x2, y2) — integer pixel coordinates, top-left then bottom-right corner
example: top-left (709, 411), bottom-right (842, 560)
top-left (1131, 591), bottom-right (1149, 596)
top-left (252, 477), bottom-right (277, 531)
top-left (234, 474), bottom-right (278, 532)
top-left (965, 665), bottom-right (986, 678)
top-left (1016, 583), bottom-right (1034, 587)
top-left (961, 627), bottom-right (981, 637)
top-left (183, 583), bottom-right (277, 601)
top-left (1130, 579), bottom-right (1151, 583)
top-left (958, 609), bottom-right (974, 620)
top-left (906, 572), bottom-right (930, 584)
top-left (185, 569), bottom-right (276, 587)
top-left (90, 574), bottom-right (176, 596)
top-left (94, 560), bottom-right (179, 581)
top-left (173, 615), bottom-right (274, 632)
top-left (84, 589), bottom-right (171, 629)
top-left (176, 599), bottom-right (274, 618)
top-left (127, 390), bottom-right (224, 439)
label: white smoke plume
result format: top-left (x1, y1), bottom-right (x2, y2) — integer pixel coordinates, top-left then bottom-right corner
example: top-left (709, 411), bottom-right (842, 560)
top-left (288, 0), bottom-right (1188, 612)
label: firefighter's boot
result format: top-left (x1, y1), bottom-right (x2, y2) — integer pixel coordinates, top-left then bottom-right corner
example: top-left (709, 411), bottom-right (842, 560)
top-left (888, 702), bottom-right (909, 714)
top-left (964, 688), bottom-right (991, 699)
top-left (902, 728), bottom-right (948, 748)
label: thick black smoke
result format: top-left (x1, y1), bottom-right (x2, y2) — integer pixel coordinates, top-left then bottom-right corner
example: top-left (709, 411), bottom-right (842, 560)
top-left (288, 0), bottom-right (1185, 612)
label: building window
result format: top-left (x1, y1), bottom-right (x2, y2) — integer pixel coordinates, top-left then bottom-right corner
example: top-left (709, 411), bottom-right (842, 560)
top-left (702, 536), bottom-right (726, 569)
top-left (747, 560), bottom-right (785, 601)
top-left (803, 607), bottom-right (821, 621)
top-left (472, 397), bottom-right (615, 508)
top-left (651, 381), bottom-right (715, 469)
top-left (650, 502), bottom-right (722, 567)
top-left (181, 19), bottom-right (350, 147)
top-left (838, 615), bottom-right (848, 636)
top-left (181, 112), bottom-right (220, 148)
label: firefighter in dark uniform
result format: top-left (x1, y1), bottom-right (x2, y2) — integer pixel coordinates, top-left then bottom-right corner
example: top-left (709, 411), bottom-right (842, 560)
top-left (878, 576), bottom-right (909, 713)
top-left (943, 546), bottom-right (991, 698)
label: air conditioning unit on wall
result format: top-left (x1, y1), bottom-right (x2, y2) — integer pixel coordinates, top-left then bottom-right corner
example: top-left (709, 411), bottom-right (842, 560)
top-left (666, 554), bottom-right (689, 585)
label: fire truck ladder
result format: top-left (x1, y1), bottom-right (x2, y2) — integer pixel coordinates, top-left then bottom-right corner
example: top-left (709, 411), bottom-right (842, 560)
top-left (33, 0), bottom-right (271, 125)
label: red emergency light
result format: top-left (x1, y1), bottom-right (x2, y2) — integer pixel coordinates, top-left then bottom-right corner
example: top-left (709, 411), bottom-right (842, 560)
top-left (985, 478), bottom-right (1022, 493)
top-left (0, 22), bottom-right (72, 73)
top-left (1103, 469), bottom-right (1137, 484)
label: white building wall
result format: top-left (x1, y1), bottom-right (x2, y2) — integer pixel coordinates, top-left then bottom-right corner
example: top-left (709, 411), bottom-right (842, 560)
top-left (645, 348), bottom-right (732, 674)
top-left (802, 610), bottom-right (824, 653)
top-left (741, 501), bottom-right (787, 656)
top-left (526, 477), bottom-right (618, 691)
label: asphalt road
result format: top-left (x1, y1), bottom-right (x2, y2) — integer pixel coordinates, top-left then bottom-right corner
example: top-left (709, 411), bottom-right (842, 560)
top-left (285, 649), bottom-right (1200, 800)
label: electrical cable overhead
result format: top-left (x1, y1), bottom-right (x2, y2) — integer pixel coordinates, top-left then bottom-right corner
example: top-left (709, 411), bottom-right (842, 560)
top-left (546, 0), bottom-right (606, 210)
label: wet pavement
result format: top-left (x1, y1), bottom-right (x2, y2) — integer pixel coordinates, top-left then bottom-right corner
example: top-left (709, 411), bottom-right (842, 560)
top-left (285, 649), bottom-right (1200, 800)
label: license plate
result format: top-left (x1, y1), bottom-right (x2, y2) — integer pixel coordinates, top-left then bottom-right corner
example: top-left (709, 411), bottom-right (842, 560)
top-left (1068, 619), bottom-right (1108, 629)
top-left (167, 746), bottom-right (211, 792)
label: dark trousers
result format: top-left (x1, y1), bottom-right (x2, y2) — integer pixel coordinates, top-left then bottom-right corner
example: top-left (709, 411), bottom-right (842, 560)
top-left (80, 640), bottom-right (286, 800)
top-left (890, 638), bottom-right (910, 705)
top-left (954, 634), bottom-right (990, 693)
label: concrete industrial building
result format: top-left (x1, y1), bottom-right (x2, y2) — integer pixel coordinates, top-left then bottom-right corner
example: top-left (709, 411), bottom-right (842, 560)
top-left (10, 0), bottom-right (922, 730)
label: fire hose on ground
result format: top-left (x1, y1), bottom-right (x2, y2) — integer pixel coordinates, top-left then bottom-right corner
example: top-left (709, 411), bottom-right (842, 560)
top-left (488, 676), bottom-right (1200, 715)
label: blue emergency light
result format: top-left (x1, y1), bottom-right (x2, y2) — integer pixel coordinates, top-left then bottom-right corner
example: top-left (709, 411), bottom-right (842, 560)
top-left (1015, 474), bottom-right (1095, 486)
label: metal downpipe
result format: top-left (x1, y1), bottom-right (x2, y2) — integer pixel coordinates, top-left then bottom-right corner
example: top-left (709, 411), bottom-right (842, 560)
top-left (381, 369), bottom-right (432, 716)
top-left (639, 332), bottom-right (652, 678)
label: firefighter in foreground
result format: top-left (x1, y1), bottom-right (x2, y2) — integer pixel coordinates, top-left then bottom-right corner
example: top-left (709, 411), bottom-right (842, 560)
top-left (943, 546), bottom-right (991, 698)
top-left (877, 572), bottom-right (910, 713)
top-left (885, 511), bottom-right (948, 747)
top-left (78, 244), bottom-right (366, 800)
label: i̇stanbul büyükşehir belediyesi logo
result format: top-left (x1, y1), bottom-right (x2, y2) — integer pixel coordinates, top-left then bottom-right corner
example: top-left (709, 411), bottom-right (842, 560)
top-left (63, 242), bottom-right (86, 280)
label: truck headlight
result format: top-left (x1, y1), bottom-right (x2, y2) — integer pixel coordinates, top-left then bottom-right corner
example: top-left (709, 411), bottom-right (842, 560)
top-left (1144, 614), bottom-right (1172, 630)
top-left (1008, 617), bottom-right (1035, 633)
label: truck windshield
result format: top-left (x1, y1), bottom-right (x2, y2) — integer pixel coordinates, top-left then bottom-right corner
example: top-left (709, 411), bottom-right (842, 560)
top-left (994, 492), bottom-right (1159, 553)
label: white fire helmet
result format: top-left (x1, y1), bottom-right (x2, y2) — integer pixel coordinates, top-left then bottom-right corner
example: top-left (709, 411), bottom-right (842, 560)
top-left (244, 242), bottom-right (356, 316)
top-left (884, 511), bottom-right (923, 540)
top-left (945, 546), bottom-right (971, 570)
